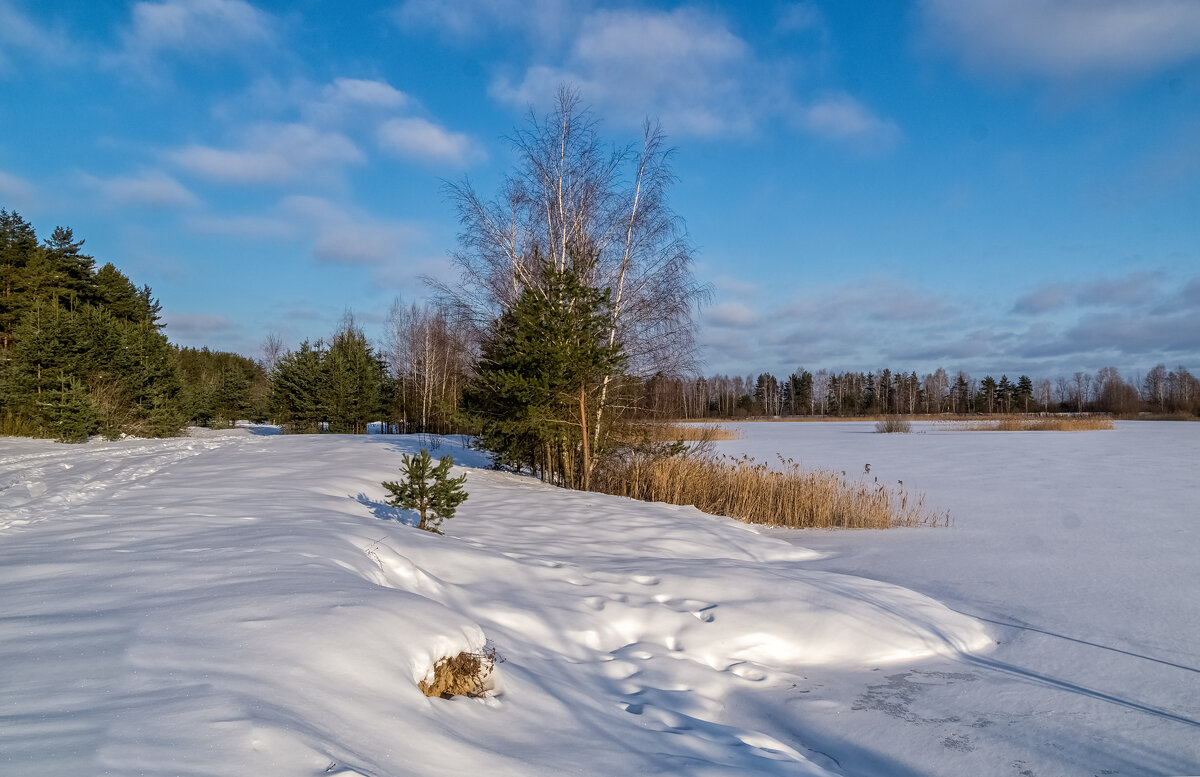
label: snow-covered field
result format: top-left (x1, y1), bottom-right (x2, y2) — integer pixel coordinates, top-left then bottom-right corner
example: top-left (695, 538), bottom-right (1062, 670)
top-left (1, 421), bottom-right (1196, 776)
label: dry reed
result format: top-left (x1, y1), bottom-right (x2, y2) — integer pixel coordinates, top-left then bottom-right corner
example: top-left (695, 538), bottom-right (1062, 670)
top-left (419, 648), bottom-right (498, 699)
top-left (875, 416), bottom-right (912, 433)
top-left (940, 417), bottom-right (1113, 432)
top-left (619, 423), bottom-right (740, 442)
top-left (593, 453), bottom-right (948, 529)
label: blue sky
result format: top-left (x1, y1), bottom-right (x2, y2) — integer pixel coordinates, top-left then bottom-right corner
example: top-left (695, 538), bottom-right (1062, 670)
top-left (1, 0), bottom-right (1198, 380)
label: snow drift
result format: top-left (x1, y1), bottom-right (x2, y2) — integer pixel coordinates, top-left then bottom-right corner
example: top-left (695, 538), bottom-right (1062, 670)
top-left (0, 428), bottom-right (991, 776)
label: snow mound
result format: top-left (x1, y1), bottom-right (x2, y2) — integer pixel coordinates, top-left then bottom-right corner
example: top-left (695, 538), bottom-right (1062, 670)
top-left (0, 431), bottom-right (991, 776)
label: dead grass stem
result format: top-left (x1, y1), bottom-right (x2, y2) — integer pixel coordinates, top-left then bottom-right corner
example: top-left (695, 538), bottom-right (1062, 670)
top-left (940, 417), bottom-right (1113, 432)
top-left (418, 648), bottom-right (499, 699)
top-left (593, 453), bottom-right (948, 529)
top-left (619, 423), bottom-right (739, 442)
top-left (875, 416), bottom-right (912, 433)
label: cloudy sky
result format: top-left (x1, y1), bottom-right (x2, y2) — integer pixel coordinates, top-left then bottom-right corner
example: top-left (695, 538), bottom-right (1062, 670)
top-left (2, 0), bottom-right (1198, 379)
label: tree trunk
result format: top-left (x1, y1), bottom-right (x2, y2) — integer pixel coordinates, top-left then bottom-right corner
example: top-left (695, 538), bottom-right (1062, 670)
top-left (580, 384), bottom-right (590, 491)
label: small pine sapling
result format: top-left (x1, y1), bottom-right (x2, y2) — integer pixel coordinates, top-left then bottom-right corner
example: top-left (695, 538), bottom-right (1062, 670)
top-left (382, 449), bottom-right (468, 533)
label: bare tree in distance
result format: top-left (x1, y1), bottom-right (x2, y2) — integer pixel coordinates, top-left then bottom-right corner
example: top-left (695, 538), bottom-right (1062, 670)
top-left (383, 299), bottom-right (470, 434)
top-left (435, 85), bottom-right (708, 472)
top-left (261, 332), bottom-right (284, 374)
top-left (435, 85), bottom-right (707, 378)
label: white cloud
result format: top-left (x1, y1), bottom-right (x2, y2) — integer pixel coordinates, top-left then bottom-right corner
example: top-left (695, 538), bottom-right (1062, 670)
top-left (1014, 272), bottom-right (1166, 315)
top-left (1013, 283), bottom-right (1071, 315)
top-left (301, 78), bottom-right (411, 125)
top-left (699, 270), bottom-right (1199, 377)
top-left (187, 213), bottom-right (298, 240)
top-left (920, 0), bottom-right (1200, 82)
top-left (490, 6), bottom-right (898, 145)
top-left (796, 94), bottom-right (901, 150)
top-left (492, 8), bottom-right (758, 137)
top-left (776, 2), bottom-right (826, 36)
top-left (279, 195), bottom-right (426, 265)
top-left (706, 301), bottom-right (761, 330)
top-left (123, 0), bottom-right (273, 53)
top-left (377, 117), bottom-right (477, 165)
top-left (109, 0), bottom-right (275, 75)
top-left (171, 123), bottom-right (363, 185)
top-left (0, 1), bottom-right (79, 70)
top-left (0, 168), bottom-right (35, 204)
top-left (205, 76), bottom-right (479, 170)
top-left (162, 312), bottom-right (237, 339)
top-left (189, 195), bottom-right (427, 266)
top-left (324, 78), bottom-right (407, 110)
top-left (393, 0), bottom-right (579, 44)
top-left (83, 169), bottom-right (198, 207)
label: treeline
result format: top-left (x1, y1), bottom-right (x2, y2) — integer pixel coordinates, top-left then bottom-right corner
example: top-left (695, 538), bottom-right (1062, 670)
top-left (0, 208), bottom-right (494, 443)
top-left (636, 366), bottom-right (1200, 419)
top-left (6, 205), bottom-right (1197, 447)
top-left (0, 209), bottom-right (269, 440)
top-left (268, 303), bottom-right (471, 436)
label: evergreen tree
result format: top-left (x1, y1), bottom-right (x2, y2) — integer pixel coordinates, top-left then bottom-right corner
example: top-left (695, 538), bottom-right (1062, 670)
top-left (861, 373), bottom-right (877, 414)
top-left (997, 375), bottom-right (1012, 413)
top-left (1015, 375), bottom-right (1034, 412)
top-left (322, 322), bottom-right (384, 434)
top-left (0, 210), bottom-right (183, 440)
top-left (270, 340), bottom-right (326, 433)
top-left (95, 263), bottom-right (161, 327)
top-left (1, 210), bottom-right (39, 351)
top-left (978, 376), bottom-right (998, 414)
top-left (466, 263), bottom-right (624, 488)
top-left (177, 347), bottom-right (269, 427)
top-left (42, 226), bottom-right (97, 306)
top-left (382, 449), bottom-right (468, 533)
top-left (792, 370), bottom-right (813, 415)
top-left (952, 373), bottom-right (971, 414)
top-left (3, 301), bottom-right (181, 439)
top-left (44, 373), bottom-right (96, 443)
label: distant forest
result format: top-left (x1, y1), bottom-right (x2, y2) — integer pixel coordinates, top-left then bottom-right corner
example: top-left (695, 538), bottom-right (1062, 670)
top-left (2, 207), bottom-right (1197, 443)
top-left (0, 209), bottom-right (267, 441)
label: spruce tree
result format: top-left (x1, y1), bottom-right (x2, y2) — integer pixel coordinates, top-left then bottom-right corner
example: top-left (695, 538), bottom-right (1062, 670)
top-left (322, 322), bottom-right (384, 434)
top-left (45, 373), bottom-right (96, 443)
top-left (465, 263), bottom-right (624, 488)
top-left (382, 449), bottom-right (468, 533)
top-left (270, 340), bottom-right (326, 433)
top-left (42, 226), bottom-right (97, 306)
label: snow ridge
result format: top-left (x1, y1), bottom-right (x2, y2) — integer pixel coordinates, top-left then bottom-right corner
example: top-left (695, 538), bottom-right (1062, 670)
top-left (1, 430), bottom-right (991, 777)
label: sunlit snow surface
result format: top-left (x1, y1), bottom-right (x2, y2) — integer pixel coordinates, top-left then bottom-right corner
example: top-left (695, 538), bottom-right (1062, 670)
top-left (0, 421), bottom-right (1195, 776)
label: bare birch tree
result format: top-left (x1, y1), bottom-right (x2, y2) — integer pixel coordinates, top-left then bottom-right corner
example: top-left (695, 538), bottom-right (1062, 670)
top-left (437, 86), bottom-right (706, 474)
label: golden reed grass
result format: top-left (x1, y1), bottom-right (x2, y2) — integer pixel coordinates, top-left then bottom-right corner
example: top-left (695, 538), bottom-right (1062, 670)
top-left (418, 648), bottom-right (500, 699)
top-left (593, 453), bottom-right (948, 529)
top-left (619, 423), bottom-right (740, 442)
top-left (941, 417), bottom-right (1114, 432)
top-left (874, 416), bottom-right (912, 433)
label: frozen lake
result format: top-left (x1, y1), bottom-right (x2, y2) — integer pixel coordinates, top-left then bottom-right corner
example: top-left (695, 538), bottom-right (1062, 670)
top-left (712, 420), bottom-right (1200, 775)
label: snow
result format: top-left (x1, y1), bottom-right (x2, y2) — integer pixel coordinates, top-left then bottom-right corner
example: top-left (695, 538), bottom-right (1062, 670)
top-left (1, 421), bottom-right (1196, 776)
top-left (712, 420), bottom-right (1200, 776)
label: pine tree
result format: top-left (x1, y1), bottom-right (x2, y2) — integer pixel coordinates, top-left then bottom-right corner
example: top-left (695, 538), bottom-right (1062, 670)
top-left (382, 449), bottom-right (468, 533)
top-left (997, 375), bottom-right (1012, 413)
top-left (979, 376), bottom-right (998, 414)
top-left (1015, 375), bottom-right (1034, 412)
